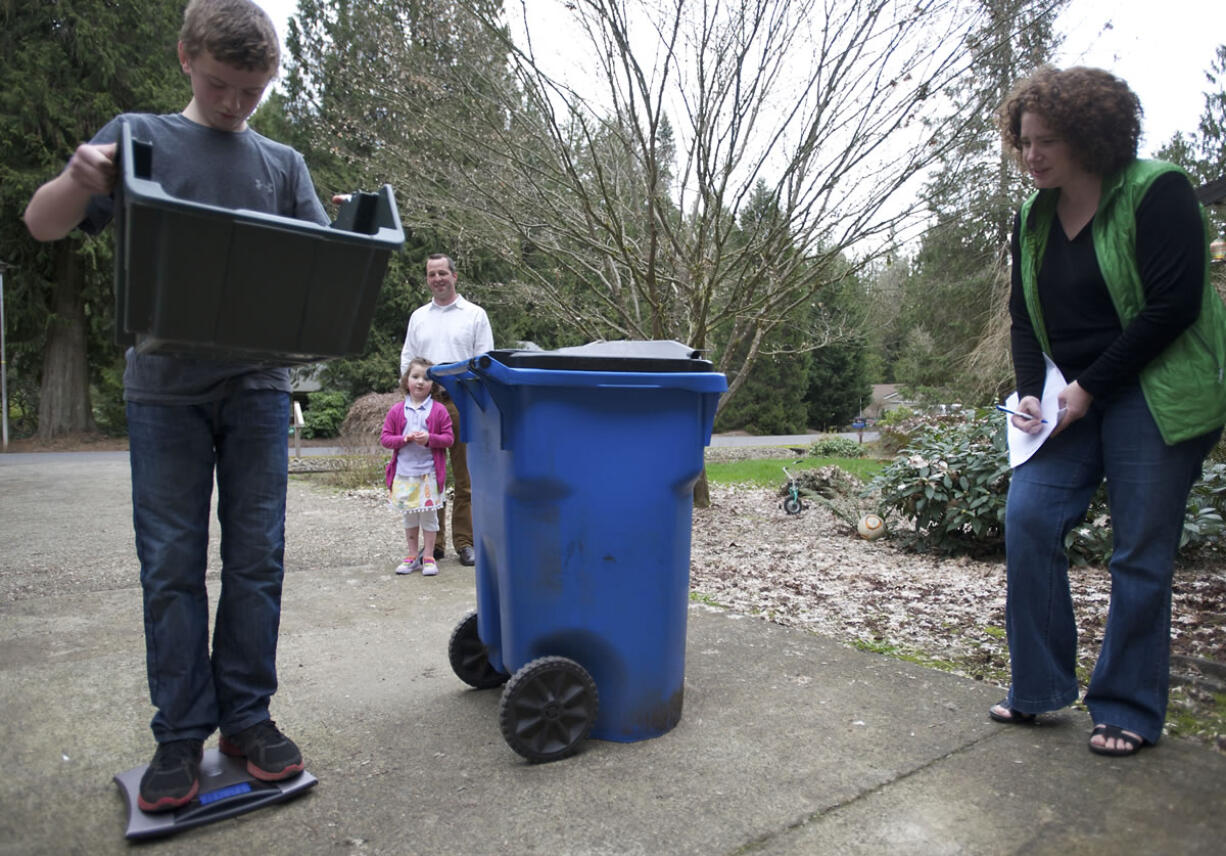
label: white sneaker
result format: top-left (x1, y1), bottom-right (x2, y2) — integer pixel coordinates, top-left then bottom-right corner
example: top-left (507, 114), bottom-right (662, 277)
top-left (421, 558), bottom-right (438, 576)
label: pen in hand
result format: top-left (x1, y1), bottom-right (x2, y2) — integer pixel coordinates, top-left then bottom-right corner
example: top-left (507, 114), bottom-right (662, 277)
top-left (996, 404), bottom-right (1047, 424)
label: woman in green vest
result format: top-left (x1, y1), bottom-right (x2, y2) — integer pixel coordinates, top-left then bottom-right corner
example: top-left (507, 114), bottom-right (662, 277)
top-left (988, 66), bottom-right (1226, 757)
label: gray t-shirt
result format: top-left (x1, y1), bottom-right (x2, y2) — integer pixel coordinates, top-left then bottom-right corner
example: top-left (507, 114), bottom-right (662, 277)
top-left (81, 112), bottom-right (330, 403)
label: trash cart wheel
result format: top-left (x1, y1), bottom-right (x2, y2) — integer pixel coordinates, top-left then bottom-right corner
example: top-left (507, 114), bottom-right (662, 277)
top-left (498, 656), bottom-right (599, 763)
top-left (448, 611), bottom-right (509, 689)
top-left (783, 496), bottom-right (803, 515)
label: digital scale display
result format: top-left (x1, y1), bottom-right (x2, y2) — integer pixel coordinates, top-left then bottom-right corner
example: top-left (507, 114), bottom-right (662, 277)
top-left (198, 781), bottom-right (254, 806)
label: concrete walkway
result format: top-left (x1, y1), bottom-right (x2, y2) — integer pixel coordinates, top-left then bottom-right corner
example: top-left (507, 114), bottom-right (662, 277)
top-left (1, 452), bottom-right (1223, 855)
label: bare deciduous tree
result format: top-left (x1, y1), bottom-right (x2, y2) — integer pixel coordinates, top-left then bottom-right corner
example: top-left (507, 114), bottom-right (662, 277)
top-left (414, 0), bottom-right (1030, 405)
top-left (284, 0), bottom-right (1059, 411)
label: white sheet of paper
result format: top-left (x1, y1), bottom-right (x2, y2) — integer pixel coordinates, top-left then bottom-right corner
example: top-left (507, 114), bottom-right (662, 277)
top-left (1004, 354), bottom-right (1067, 468)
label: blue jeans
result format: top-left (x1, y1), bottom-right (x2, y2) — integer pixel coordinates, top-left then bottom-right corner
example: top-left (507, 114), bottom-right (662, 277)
top-left (1003, 382), bottom-right (1218, 744)
top-left (127, 390), bottom-right (290, 742)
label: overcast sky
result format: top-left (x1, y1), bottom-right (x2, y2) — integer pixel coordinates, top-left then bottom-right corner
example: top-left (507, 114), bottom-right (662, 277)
top-left (257, 0), bottom-right (1222, 154)
top-left (1053, 0), bottom-right (1221, 153)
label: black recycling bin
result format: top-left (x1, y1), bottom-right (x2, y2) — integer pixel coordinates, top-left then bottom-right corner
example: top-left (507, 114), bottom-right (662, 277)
top-left (113, 120), bottom-right (403, 364)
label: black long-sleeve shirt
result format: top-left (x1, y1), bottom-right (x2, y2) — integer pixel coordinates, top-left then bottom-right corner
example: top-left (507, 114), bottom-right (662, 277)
top-left (1008, 171), bottom-right (1206, 401)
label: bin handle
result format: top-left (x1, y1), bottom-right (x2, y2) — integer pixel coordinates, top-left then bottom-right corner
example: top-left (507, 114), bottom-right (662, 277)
top-left (430, 358), bottom-right (481, 377)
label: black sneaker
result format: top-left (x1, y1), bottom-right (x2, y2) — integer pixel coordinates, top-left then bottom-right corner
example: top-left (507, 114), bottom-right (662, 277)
top-left (219, 720), bottom-right (304, 781)
top-left (138, 739), bottom-right (203, 813)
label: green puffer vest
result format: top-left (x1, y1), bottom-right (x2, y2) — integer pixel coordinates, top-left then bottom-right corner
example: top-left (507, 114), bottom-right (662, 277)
top-left (1018, 159), bottom-right (1226, 445)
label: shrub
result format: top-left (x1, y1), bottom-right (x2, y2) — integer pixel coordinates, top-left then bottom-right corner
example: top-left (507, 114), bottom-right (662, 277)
top-left (809, 435), bottom-right (865, 459)
top-left (1180, 462), bottom-right (1226, 552)
top-left (301, 390), bottom-right (352, 439)
top-left (870, 411), bottom-right (1226, 562)
top-left (868, 408), bottom-right (1010, 554)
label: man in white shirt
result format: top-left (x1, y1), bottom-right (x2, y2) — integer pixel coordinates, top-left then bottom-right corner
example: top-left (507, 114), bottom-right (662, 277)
top-left (399, 254), bottom-right (494, 565)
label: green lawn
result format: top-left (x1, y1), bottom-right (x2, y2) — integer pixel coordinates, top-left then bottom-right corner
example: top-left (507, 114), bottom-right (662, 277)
top-left (705, 455), bottom-right (885, 487)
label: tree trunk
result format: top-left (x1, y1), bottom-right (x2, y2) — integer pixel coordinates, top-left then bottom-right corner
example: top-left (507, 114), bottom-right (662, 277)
top-left (693, 467), bottom-right (711, 509)
top-left (37, 244), bottom-right (95, 438)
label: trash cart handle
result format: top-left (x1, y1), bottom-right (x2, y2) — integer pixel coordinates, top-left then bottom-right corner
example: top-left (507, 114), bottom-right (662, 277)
top-left (429, 358), bottom-right (481, 377)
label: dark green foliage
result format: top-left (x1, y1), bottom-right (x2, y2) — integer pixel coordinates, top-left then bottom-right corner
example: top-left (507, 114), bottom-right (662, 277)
top-left (1063, 484), bottom-right (1111, 567)
top-left (1183, 462), bottom-right (1226, 552)
top-left (278, 0), bottom-right (575, 397)
top-left (805, 339), bottom-right (870, 429)
top-left (715, 189), bottom-right (873, 434)
top-left (301, 390), bottom-right (353, 439)
top-left (801, 272), bottom-right (872, 428)
top-left (714, 347), bottom-right (812, 435)
top-left (0, 0), bottom-right (188, 436)
top-left (91, 355), bottom-right (127, 437)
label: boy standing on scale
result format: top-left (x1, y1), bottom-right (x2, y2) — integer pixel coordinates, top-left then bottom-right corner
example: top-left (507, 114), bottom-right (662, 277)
top-left (24, 0), bottom-right (329, 812)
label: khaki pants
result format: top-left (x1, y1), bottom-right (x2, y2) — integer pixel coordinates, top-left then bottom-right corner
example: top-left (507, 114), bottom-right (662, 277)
top-left (434, 390), bottom-right (473, 552)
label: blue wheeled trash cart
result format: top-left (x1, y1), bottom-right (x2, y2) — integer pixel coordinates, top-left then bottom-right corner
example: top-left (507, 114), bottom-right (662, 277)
top-left (431, 341), bottom-right (726, 762)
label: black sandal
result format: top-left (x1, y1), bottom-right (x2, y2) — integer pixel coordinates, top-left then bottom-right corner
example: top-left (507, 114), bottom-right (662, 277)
top-left (1088, 724), bottom-right (1147, 757)
top-left (988, 700), bottom-right (1036, 725)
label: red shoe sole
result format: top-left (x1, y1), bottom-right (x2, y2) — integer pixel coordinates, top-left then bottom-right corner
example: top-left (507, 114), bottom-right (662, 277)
top-left (137, 780), bottom-right (199, 813)
top-left (219, 736), bottom-right (304, 781)
top-left (246, 760), bottom-right (305, 781)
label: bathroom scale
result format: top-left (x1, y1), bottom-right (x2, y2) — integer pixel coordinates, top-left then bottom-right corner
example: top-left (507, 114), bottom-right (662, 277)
top-left (113, 747), bottom-right (316, 839)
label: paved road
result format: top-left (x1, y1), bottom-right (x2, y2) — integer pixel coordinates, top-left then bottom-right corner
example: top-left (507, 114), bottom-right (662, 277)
top-left (292, 432), bottom-right (881, 458)
top-left (0, 431), bottom-right (880, 463)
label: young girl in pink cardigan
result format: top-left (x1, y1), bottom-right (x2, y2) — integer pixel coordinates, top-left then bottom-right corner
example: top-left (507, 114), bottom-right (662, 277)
top-left (381, 358), bottom-right (454, 575)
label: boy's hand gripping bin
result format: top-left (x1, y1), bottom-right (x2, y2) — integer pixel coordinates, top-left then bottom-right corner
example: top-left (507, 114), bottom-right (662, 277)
top-left (432, 342), bottom-right (727, 763)
top-left (113, 121), bottom-right (403, 363)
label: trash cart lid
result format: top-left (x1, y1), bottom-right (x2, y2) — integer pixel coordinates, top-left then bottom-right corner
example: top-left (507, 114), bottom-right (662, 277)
top-left (486, 340), bottom-right (712, 373)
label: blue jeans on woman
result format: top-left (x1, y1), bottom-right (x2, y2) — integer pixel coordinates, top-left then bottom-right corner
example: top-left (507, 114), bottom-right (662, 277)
top-left (1003, 381), bottom-right (1219, 745)
top-left (127, 390), bottom-right (290, 743)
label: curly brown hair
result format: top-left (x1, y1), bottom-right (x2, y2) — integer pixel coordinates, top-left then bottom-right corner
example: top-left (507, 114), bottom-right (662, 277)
top-left (999, 66), bottom-right (1142, 177)
top-left (180, 0), bottom-right (279, 72)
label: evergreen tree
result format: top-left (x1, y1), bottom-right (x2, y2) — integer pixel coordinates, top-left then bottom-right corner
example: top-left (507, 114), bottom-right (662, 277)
top-left (0, 0), bottom-right (187, 437)
top-left (891, 0), bottom-right (1067, 404)
top-left (280, 0), bottom-right (550, 397)
top-left (803, 277), bottom-right (872, 430)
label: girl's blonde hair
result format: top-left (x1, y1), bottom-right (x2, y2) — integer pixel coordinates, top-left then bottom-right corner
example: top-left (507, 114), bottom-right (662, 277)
top-left (400, 357), bottom-right (435, 395)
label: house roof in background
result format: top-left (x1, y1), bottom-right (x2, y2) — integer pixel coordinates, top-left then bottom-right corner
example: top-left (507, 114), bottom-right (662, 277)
top-left (1195, 177), bottom-right (1226, 206)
